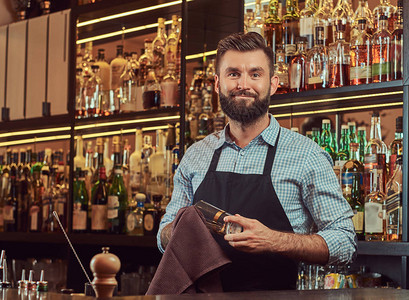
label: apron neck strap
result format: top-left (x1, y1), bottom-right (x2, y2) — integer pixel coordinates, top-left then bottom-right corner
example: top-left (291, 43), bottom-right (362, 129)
top-left (263, 128), bottom-right (281, 176)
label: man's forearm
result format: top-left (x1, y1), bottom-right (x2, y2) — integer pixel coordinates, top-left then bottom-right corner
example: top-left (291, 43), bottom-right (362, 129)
top-left (160, 222), bottom-right (174, 250)
top-left (275, 232), bottom-right (329, 265)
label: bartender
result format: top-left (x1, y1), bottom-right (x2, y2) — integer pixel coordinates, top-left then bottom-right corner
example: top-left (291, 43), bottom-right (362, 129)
top-left (158, 32), bottom-right (357, 291)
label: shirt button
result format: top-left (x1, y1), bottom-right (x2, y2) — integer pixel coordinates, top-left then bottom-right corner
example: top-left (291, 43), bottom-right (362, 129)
top-left (240, 150), bottom-right (245, 156)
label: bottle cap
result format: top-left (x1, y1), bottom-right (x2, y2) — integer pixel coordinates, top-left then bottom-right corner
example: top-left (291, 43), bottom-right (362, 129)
top-left (135, 193), bottom-right (146, 202)
top-left (358, 126), bottom-right (366, 131)
top-left (322, 119), bottom-right (331, 124)
top-left (341, 125), bottom-right (348, 130)
top-left (372, 111), bottom-right (380, 117)
top-left (347, 121), bottom-right (356, 127)
top-left (357, 18), bottom-right (366, 25)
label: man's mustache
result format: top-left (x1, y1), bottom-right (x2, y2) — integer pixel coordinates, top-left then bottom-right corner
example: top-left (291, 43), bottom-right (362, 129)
top-left (229, 90), bottom-right (258, 98)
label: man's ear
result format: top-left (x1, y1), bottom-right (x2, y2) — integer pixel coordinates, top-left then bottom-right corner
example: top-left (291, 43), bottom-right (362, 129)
top-left (270, 75), bottom-right (279, 96)
top-left (214, 74), bottom-right (220, 94)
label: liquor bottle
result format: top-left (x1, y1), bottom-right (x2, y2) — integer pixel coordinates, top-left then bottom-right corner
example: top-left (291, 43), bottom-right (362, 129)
top-left (165, 15), bottom-right (180, 71)
top-left (138, 39), bottom-right (153, 87)
top-left (165, 125), bottom-right (176, 204)
top-left (91, 138), bottom-right (108, 233)
top-left (389, 116), bottom-right (403, 177)
top-left (129, 129), bottom-right (143, 196)
top-left (299, 0), bottom-right (317, 49)
top-left (328, 21), bottom-right (350, 88)
top-left (248, 0), bottom-right (264, 37)
top-left (306, 26), bottom-right (329, 89)
top-left (142, 70), bottom-right (161, 110)
top-left (29, 160), bottom-right (43, 232)
top-left (313, 0), bottom-right (334, 47)
top-left (385, 156), bottom-right (402, 241)
top-left (90, 65), bottom-right (103, 116)
top-left (126, 193), bottom-right (145, 236)
top-left (364, 112), bottom-right (388, 197)
top-left (306, 131), bottom-right (313, 139)
top-left (357, 126), bottom-right (367, 163)
top-left (108, 136), bottom-right (128, 234)
top-left (274, 46), bottom-right (290, 94)
top-left (282, 0), bottom-right (300, 64)
top-left (93, 49), bottom-right (111, 94)
top-left (104, 138), bottom-right (113, 180)
top-left (331, 0), bottom-right (353, 43)
top-left (161, 65), bottom-right (179, 108)
top-left (110, 45), bottom-right (127, 113)
top-left (3, 153), bottom-right (18, 232)
top-left (75, 68), bottom-right (85, 119)
top-left (334, 125), bottom-right (350, 182)
top-left (349, 19), bottom-right (372, 85)
top-left (391, 0), bottom-right (403, 81)
top-left (289, 37), bottom-right (307, 93)
top-left (372, 15), bottom-right (392, 83)
top-left (41, 167), bottom-right (56, 233)
top-left (341, 143), bottom-right (364, 240)
top-left (244, 9), bottom-right (254, 33)
top-left (18, 148), bottom-right (31, 232)
top-left (320, 119), bottom-right (335, 161)
top-left (119, 59), bottom-right (137, 113)
top-left (41, 148), bottom-right (52, 191)
top-left (373, 0), bottom-right (397, 33)
top-left (143, 194), bottom-right (163, 236)
top-left (152, 18), bottom-right (167, 80)
top-left (351, 0), bottom-right (373, 37)
top-left (74, 136), bottom-right (86, 171)
top-left (81, 42), bottom-right (93, 76)
top-left (72, 169), bottom-right (88, 233)
top-left (264, 0), bottom-right (282, 64)
top-left (213, 98), bottom-right (226, 132)
top-left (311, 127), bottom-right (321, 145)
top-left (141, 135), bottom-right (154, 197)
top-left (84, 141), bottom-right (94, 198)
top-left (148, 130), bottom-right (167, 197)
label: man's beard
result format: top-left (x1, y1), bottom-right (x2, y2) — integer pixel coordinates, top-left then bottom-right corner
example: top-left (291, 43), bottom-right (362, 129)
top-left (219, 88), bottom-right (270, 126)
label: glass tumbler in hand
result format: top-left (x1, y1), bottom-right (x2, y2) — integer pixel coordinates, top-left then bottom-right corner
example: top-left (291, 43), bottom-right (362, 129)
top-left (194, 200), bottom-right (243, 235)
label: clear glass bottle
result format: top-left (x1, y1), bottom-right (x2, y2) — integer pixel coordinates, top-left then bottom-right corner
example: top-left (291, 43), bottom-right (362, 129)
top-left (248, 0), bottom-right (265, 37)
top-left (244, 9), bottom-right (254, 33)
top-left (341, 142), bottom-right (364, 240)
top-left (389, 116), bottom-right (403, 178)
top-left (93, 48), bottom-right (111, 95)
top-left (372, 15), bottom-right (392, 83)
top-left (119, 59), bottom-right (137, 113)
top-left (142, 69), bottom-right (161, 110)
top-left (299, 0), bottom-right (317, 50)
top-left (385, 156), bottom-right (402, 241)
top-left (350, 19), bottom-right (372, 85)
top-left (165, 15), bottom-right (180, 72)
top-left (110, 45), bottom-right (127, 95)
top-left (331, 0), bottom-right (353, 43)
top-left (129, 129), bottom-right (143, 197)
top-left (87, 65), bottom-right (102, 117)
top-left (74, 136), bottom-right (86, 171)
top-left (289, 37), bottom-right (307, 92)
top-left (373, 0), bottom-right (397, 33)
top-left (152, 18), bottom-right (167, 80)
top-left (313, 0), bottom-right (334, 47)
top-left (274, 46), bottom-right (290, 94)
top-left (108, 136), bottom-right (128, 234)
top-left (328, 21), bottom-right (350, 88)
top-left (126, 193), bottom-right (145, 236)
top-left (264, 0), bottom-right (282, 64)
top-left (351, 0), bottom-right (373, 38)
top-left (282, 0), bottom-right (300, 64)
top-left (391, 0), bottom-right (403, 81)
top-left (161, 64), bottom-right (179, 108)
top-left (148, 130), bottom-right (167, 198)
top-left (306, 26), bottom-right (329, 89)
top-left (364, 112), bottom-right (388, 197)
top-left (75, 67), bottom-right (85, 119)
top-left (138, 39), bottom-right (153, 87)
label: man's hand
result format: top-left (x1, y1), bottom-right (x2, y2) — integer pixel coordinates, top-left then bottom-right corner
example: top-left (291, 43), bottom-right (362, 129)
top-left (223, 214), bottom-right (329, 265)
top-left (160, 222), bottom-right (174, 250)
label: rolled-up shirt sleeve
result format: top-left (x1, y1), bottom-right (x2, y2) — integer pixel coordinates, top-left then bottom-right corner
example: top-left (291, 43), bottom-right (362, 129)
top-left (301, 148), bottom-right (357, 265)
top-left (157, 151), bottom-right (195, 253)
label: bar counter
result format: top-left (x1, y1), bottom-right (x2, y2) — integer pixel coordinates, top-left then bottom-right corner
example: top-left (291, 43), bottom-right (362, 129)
top-left (5, 288), bottom-right (409, 300)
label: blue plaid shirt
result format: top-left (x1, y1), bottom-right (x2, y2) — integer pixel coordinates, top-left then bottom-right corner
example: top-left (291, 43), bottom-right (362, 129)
top-left (158, 114), bottom-right (357, 265)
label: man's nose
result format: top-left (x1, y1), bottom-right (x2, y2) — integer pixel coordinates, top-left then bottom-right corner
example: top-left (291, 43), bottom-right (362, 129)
top-left (237, 74), bottom-right (250, 90)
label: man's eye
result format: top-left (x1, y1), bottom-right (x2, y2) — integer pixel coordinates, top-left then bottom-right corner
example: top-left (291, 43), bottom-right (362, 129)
top-left (228, 73), bottom-right (239, 77)
top-left (252, 73), bottom-right (261, 78)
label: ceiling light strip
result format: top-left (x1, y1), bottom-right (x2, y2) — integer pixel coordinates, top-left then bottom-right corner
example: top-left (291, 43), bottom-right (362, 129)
top-left (0, 135), bottom-right (71, 148)
top-left (82, 125), bottom-right (168, 139)
top-left (77, 20), bottom-right (173, 44)
top-left (269, 91), bottom-right (403, 109)
top-left (75, 115), bottom-right (180, 131)
top-left (0, 126), bottom-right (71, 139)
top-left (77, 1), bottom-right (183, 28)
top-left (186, 50), bottom-right (217, 60)
top-left (272, 102), bottom-right (403, 118)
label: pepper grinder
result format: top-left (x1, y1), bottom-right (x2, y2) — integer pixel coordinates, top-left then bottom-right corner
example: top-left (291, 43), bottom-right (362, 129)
top-left (90, 247), bottom-right (121, 298)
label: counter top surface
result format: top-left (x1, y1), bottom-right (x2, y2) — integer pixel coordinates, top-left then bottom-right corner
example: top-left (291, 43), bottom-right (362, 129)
top-left (5, 288), bottom-right (409, 300)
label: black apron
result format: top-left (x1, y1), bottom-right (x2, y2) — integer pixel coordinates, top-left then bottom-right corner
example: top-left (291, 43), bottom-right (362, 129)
top-left (193, 130), bottom-right (298, 291)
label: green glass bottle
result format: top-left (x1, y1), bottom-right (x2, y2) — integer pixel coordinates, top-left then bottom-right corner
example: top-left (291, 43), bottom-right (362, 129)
top-left (311, 127), bottom-right (321, 145)
top-left (334, 125), bottom-right (350, 183)
top-left (320, 119), bottom-right (335, 161)
top-left (348, 121), bottom-right (357, 144)
top-left (357, 126), bottom-right (367, 163)
top-left (72, 169), bottom-right (89, 233)
top-left (108, 136), bottom-right (128, 234)
top-left (341, 142), bottom-right (364, 240)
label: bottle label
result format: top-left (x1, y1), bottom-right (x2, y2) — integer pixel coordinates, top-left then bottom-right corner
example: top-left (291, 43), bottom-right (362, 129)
top-left (130, 170), bottom-right (141, 190)
top-left (342, 172), bottom-right (363, 186)
top-left (364, 202), bottom-right (383, 233)
top-left (290, 63), bottom-right (302, 89)
top-left (300, 17), bottom-right (314, 36)
top-left (30, 206), bottom-right (40, 231)
top-left (107, 196), bottom-right (119, 219)
top-left (161, 81), bottom-right (179, 106)
top-left (352, 210), bottom-right (363, 233)
top-left (350, 66), bottom-right (372, 80)
top-left (372, 62), bottom-right (391, 77)
top-left (126, 213), bottom-right (135, 232)
top-left (144, 214), bottom-right (154, 231)
top-left (92, 204), bottom-right (107, 230)
top-left (308, 76), bottom-right (323, 85)
top-left (277, 72), bottom-right (289, 86)
top-left (3, 205), bottom-right (14, 222)
top-left (73, 208), bottom-right (87, 230)
top-left (284, 44), bottom-right (296, 56)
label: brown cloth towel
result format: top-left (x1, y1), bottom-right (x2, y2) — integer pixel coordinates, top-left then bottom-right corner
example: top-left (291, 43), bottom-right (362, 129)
top-left (146, 205), bottom-right (231, 295)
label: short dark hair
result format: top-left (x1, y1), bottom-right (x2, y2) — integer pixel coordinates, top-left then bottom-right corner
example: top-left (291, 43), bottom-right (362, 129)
top-left (215, 32), bottom-right (274, 77)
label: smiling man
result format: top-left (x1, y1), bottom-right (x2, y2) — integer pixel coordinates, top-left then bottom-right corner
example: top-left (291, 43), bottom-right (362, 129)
top-left (158, 32), bottom-right (357, 292)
